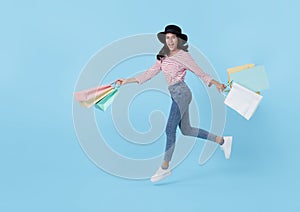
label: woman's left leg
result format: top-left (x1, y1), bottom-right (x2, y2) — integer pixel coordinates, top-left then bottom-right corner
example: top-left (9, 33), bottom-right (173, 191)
top-left (179, 107), bottom-right (224, 144)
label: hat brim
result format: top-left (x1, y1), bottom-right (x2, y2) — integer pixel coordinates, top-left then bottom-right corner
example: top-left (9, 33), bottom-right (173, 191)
top-left (157, 31), bottom-right (188, 43)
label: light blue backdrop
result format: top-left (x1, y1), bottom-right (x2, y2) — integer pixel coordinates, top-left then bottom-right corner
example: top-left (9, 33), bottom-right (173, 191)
top-left (1, 0), bottom-right (299, 211)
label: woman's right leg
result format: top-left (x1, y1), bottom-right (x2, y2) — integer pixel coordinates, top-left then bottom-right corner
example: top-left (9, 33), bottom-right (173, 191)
top-left (150, 99), bottom-right (181, 182)
top-left (163, 99), bottom-right (182, 166)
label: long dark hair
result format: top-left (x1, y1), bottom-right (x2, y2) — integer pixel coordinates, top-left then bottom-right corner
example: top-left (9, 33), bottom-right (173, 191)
top-left (156, 36), bottom-right (189, 60)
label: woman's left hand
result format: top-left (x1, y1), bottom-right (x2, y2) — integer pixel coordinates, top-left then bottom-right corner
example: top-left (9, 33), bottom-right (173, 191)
top-left (215, 82), bottom-right (226, 93)
top-left (210, 79), bottom-right (226, 93)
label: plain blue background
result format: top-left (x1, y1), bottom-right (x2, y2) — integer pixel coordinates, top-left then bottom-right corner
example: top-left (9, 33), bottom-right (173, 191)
top-left (1, 0), bottom-right (300, 211)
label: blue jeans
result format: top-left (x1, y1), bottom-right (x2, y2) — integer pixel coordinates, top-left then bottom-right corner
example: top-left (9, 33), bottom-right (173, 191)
top-left (164, 81), bottom-right (218, 162)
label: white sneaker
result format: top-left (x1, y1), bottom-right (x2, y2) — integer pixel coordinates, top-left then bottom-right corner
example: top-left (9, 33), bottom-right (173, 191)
top-left (221, 136), bottom-right (233, 159)
top-left (150, 167), bottom-right (171, 183)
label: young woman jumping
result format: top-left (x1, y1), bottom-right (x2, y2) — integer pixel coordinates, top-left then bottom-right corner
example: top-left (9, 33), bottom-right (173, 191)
top-left (118, 24), bottom-right (232, 182)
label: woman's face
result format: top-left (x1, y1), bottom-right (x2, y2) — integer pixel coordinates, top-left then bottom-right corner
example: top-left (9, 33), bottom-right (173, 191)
top-left (165, 33), bottom-right (178, 52)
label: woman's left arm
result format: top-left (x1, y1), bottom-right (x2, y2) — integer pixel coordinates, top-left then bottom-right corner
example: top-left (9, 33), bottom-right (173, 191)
top-left (179, 52), bottom-right (226, 92)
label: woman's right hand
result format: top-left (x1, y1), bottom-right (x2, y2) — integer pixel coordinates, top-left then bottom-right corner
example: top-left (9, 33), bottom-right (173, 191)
top-left (116, 78), bottom-right (127, 85)
top-left (116, 77), bottom-right (138, 85)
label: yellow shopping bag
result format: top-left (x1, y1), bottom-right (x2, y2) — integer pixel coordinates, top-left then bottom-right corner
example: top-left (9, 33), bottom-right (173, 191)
top-left (227, 64), bottom-right (255, 83)
top-left (78, 87), bottom-right (114, 108)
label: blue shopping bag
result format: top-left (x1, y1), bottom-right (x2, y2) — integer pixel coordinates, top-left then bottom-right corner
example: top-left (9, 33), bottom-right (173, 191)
top-left (94, 84), bottom-right (120, 111)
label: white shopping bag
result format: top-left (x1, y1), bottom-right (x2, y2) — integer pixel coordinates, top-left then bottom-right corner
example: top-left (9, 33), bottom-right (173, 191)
top-left (224, 82), bottom-right (263, 120)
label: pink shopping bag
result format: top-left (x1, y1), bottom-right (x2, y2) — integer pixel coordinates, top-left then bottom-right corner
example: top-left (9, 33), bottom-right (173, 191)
top-left (78, 87), bottom-right (114, 108)
top-left (74, 85), bottom-right (112, 102)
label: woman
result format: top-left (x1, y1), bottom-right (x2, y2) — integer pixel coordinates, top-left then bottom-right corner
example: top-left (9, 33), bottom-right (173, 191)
top-left (117, 25), bottom-right (232, 182)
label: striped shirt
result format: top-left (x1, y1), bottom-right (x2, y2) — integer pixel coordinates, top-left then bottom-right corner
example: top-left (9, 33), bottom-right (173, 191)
top-left (135, 50), bottom-right (213, 86)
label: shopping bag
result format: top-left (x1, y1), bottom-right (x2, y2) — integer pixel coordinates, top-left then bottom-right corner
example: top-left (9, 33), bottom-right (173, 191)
top-left (224, 82), bottom-right (263, 120)
top-left (94, 86), bottom-right (120, 111)
top-left (227, 65), bottom-right (269, 92)
top-left (74, 85), bottom-right (112, 102)
top-left (227, 64), bottom-right (255, 83)
top-left (78, 87), bottom-right (114, 108)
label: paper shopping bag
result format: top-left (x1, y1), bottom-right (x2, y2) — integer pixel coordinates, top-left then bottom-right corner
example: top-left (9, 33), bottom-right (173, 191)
top-left (78, 87), bottom-right (114, 108)
top-left (95, 88), bottom-right (120, 111)
top-left (228, 65), bottom-right (270, 92)
top-left (224, 82), bottom-right (263, 120)
top-left (74, 85), bottom-right (112, 102)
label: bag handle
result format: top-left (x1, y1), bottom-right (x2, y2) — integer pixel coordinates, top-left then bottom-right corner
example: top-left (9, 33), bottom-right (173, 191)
top-left (222, 80), bottom-right (233, 97)
top-left (111, 80), bottom-right (122, 89)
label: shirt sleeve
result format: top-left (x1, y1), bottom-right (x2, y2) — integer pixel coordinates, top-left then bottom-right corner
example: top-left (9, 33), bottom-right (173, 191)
top-left (177, 51), bottom-right (213, 86)
top-left (135, 60), bottom-right (162, 84)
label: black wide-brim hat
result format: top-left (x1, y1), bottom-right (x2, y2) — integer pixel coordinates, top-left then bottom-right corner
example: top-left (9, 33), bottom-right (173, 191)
top-left (157, 25), bottom-right (188, 43)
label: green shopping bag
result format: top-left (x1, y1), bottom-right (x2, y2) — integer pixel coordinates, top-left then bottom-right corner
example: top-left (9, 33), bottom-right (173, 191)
top-left (94, 87), bottom-right (119, 111)
top-left (229, 65), bottom-right (269, 92)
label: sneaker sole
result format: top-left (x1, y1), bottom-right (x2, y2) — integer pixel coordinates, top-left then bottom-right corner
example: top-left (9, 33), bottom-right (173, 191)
top-left (150, 172), bottom-right (171, 183)
top-left (224, 136), bottom-right (232, 159)
top-left (225, 140), bottom-right (232, 159)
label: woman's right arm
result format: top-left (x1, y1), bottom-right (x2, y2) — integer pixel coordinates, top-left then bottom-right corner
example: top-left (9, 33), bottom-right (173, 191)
top-left (117, 77), bottom-right (138, 85)
top-left (117, 59), bottom-right (161, 86)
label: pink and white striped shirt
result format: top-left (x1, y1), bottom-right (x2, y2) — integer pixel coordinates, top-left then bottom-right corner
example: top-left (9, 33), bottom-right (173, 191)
top-left (135, 50), bottom-right (213, 86)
